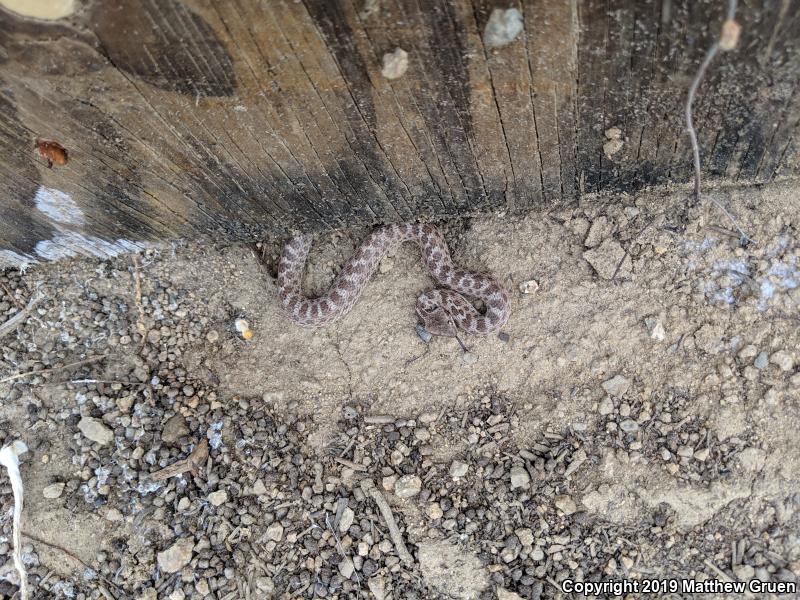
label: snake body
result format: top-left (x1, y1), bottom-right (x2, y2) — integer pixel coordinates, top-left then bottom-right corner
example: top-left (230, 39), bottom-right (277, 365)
top-left (277, 224), bottom-right (510, 335)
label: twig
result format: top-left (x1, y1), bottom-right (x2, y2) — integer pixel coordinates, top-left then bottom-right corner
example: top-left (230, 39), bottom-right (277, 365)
top-left (334, 457), bottom-right (368, 472)
top-left (23, 532), bottom-right (127, 598)
top-left (148, 438), bottom-right (209, 481)
top-left (685, 0), bottom-right (753, 244)
top-left (0, 294), bottom-right (41, 341)
top-left (0, 442), bottom-right (28, 600)
top-left (359, 479), bottom-right (413, 566)
top-left (0, 355), bottom-right (106, 385)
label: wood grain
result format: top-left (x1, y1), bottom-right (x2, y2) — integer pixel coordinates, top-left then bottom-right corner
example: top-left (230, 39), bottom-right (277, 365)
top-left (0, 0), bottom-right (798, 265)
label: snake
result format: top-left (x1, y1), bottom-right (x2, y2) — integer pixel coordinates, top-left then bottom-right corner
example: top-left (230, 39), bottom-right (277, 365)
top-left (276, 224), bottom-right (510, 337)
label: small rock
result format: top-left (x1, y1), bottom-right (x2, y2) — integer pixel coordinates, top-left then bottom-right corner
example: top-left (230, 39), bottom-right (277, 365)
top-left (449, 460), bottom-right (469, 479)
top-left (208, 490), bottom-right (228, 506)
top-left (483, 8), bottom-right (523, 48)
top-left (531, 547), bottom-right (545, 561)
top-left (734, 564), bottom-right (755, 581)
top-left (598, 397), bottom-right (614, 415)
top-left (554, 495), bottom-right (577, 515)
top-left (266, 522), bottom-right (284, 542)
top-left (509, 466), bottom-right (530, 490)
top-left (381, 48), bottom-right (409, 80)
top-left (161, 414), bottom-right (189, 444)
top-left (676, 446), bottom-right (694, 458)
top-left (754, 351), bottom-right (769, 369)
top-left (620, 419), bottom-right (639, 433)
top-left (497, 587), bottom-right (524, 600)
top-left (427, 502), bottom-right (443, 520)
top-left (770, 351), bottom-right (794, 372)
top-left (339, 507), bottom-right (355, 533)
top-left (644, 316), bottom-right (666, 341)
top-left (367, 576), bottom-right (387, 600)
top-left (338, 557), bottom-right (355, 579)
top-left (603, 139), bottom-right (624, 159)
top-left (602, 374), bottom-right (631, 397)
top-left (77, 417), bottom-right (114, 445)
top-left (515, 528), bottom-right (534, 546)
top-left (205, 330), bottom-right (219, 343)
top-left (251, 479), bottom-right (268, 496)
top-left (105, 508), bottom-right (123, 522)
top-left (195, 579), bottom-right (210, 596)
top-left (737, 448), bottom-right (766, 472)
top-left (394, 475), bottom-right (422, 498)
top-left (583, 239), bottom-right (628, 279)
top-left (694, 448), bottom-right (710, 461)
top-left (518, 280), bottom-right (539, 294)
top-left (157, 538), bottom-right (194, 573)
top-left (42, 482), bottom-right (65, 499)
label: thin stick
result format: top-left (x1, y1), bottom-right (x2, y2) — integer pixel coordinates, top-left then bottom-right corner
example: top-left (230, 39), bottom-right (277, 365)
top-left (0, 294), bottom-right (41, 341)
top-left (148, 438), bottom-right (209, 481)
top-left (0, 355), bottom-right (106, 385)
top-left (685, 0), bottom-right (753, 244)
top-left (359, 479), bottom-right (414, 566)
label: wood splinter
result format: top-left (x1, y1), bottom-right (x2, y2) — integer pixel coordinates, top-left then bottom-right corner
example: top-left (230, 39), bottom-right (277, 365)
top-left (359, 478), bottom-right (414, 566)
top-left (149, 438), bottom-right (209, 481)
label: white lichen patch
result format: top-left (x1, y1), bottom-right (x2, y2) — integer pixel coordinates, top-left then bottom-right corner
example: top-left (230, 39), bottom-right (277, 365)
top-left (34, 186), bottom-right (86, 226)
top-left (483, 8), bottom-right (523, 49)
top-left (35, 233), bottom-right (152, 262)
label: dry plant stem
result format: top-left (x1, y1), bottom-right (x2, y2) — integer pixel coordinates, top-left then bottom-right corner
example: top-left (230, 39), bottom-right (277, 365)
top-left (359, 479), bottom-right (414, 566)
top-left (685, 0), bottom-right (752, 243)
top-left (149, 438), bottom-right (209, 481)
top-left (0, 295), bottom-right (40, 341)
top-left (0, 355), bottom-right (106, 385)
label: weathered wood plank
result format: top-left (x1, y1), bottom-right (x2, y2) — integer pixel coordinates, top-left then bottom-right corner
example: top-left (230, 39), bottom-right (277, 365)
top-left (0, 0), bottom-right (799, 266)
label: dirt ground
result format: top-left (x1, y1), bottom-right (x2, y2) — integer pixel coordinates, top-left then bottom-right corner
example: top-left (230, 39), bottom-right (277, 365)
top-left (0, 181), bottom-right (798, 600)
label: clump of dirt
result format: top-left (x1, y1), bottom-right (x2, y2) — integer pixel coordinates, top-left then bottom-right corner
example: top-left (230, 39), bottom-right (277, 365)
top-left (0, 182), bottom-right (798, 599)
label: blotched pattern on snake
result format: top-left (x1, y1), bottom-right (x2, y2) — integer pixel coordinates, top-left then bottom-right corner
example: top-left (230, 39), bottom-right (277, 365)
top-left (277, 224), bottom-right (510, 336)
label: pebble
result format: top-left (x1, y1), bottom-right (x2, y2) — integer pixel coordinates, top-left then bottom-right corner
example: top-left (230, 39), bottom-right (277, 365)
top-left (554, 495), bottom-right (577, 515)
top-left (161, 414), bottom-right (189, 444)
top-left (157, 538), bottom-right (194, 573)
top-left (367, 575), bottom-right (387, 600)
top-left (105, 508), bottom-right (124, 522)
top-left (42, 482), bottom-right (65, 499)
top-left (620, 419), bottom-right (639, 433)
top-left (339, 507), bottom-right (355, 533)
top-left (427, 502), bottom-right (443, 520)
top-left (644, 316), bottom-right (666, 341)
top-left (518, 280), bottom-right (539, 294)
top-left (338, 557), bottom-right (355, 579)
top-left (449, 460), bottom-right (469, 479)
top-left (208, 490), bottom-right (228, 506)
top-left (602, 375), bottom-right (631, 397)
top-left (770, 351), bottom-right (795, 372)
top-left (677, 446), bottom-right (694, 458)
top-left (266, 522), bottom-right (284, 542)
top-left (734, 564), bottom-right (755, 580)
top-left (598, 397), bottom-right (614, 415)
top-left (754, 351), bottom-right (769, 369)
top-left (497, 588), bottom-right (525, 600)
top-left (531, 547), bottom-right (545, 561)
top-left (509, 466), bottom-right (530, 490)
top-left (394, 475), bottom-right (422, 498)
top-left (694, 448), bottom-right (710, 461)
top-left (515, 528), bottom-right (534, 546)
top-left (77, 417), bottom-right (114, 445)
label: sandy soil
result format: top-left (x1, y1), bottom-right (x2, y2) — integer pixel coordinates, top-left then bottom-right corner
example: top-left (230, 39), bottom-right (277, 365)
top-left (0, 181), bottom-right (798, 599)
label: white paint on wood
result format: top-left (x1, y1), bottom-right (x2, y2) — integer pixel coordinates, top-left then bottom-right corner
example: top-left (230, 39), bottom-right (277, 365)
top-left (34, 186), bottom-right (86, 226)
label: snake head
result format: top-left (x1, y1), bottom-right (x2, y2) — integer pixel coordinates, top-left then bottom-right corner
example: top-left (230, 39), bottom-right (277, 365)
top-left (415, 292), bottom-right (458, 337)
